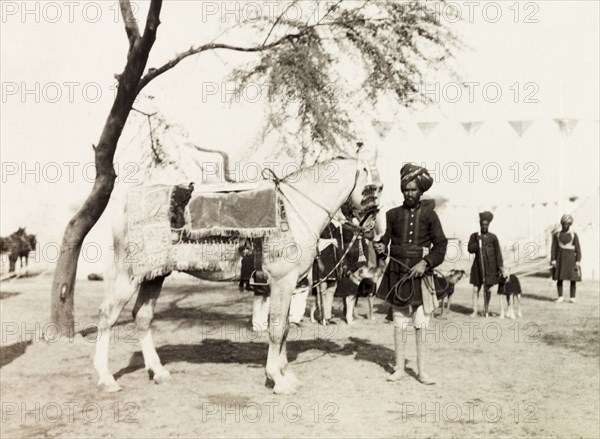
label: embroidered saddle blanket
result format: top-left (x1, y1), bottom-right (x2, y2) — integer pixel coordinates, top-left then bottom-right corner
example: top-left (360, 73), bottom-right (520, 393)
top-left (125, 181), bottom-right (283, 282)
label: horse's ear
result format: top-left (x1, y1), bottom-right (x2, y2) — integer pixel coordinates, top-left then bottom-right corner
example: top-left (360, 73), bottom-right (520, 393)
top-left (356, 141), bottom-right (378, 168)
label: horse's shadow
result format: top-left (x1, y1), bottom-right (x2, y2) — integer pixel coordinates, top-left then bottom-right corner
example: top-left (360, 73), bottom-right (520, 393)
top-left (114, 336), bottom-right (395, 380)
top-left (80, 291), bottom-right (248, 339)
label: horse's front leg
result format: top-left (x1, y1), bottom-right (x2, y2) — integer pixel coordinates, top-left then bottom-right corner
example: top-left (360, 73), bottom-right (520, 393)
top-left (266, 271), bottom-right (298, 394)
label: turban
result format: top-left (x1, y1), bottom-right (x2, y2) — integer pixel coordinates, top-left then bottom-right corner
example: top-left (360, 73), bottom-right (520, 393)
top-left (560, 214), bottom-right (573, 225)
top-left (479, 211), bottom-right (494, 222)
top-left (400, 163), bottom-right (433, 192)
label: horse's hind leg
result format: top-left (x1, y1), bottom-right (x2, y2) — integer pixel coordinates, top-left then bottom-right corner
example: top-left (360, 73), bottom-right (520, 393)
top-left (94, 271), bottom-right (140, 392)
top-left (266, 271), bottom-right (298, 394)
top-left (132, 276), bottom-right (170, 383)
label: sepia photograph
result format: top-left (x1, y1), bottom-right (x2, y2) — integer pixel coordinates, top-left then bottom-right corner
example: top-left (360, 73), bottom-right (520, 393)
top-left (1, 1), bottom-right (599, 438)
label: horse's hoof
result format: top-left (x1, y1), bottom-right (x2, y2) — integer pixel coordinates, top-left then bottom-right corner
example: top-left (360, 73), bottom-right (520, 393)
top-left (98, 378), bottom-right (122, 393)
top-left (153, 369), bottom-right (171, 384)
top-left (273, 382), bottom-right (298, 395)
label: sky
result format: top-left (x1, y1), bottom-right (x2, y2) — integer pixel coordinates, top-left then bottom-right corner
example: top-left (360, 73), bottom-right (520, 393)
top-left (1, 0), bottom-right (599, 276)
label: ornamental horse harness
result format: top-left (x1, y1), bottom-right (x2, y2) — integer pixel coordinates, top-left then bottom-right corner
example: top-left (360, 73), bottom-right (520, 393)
top-left (251, 164), bottom-right (382, 318)
top-left (262, 163), bottom-right (382, 318)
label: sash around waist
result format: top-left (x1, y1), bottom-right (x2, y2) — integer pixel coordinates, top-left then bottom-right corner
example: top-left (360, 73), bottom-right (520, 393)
top-left (390, 244), bottom-right (429, 258)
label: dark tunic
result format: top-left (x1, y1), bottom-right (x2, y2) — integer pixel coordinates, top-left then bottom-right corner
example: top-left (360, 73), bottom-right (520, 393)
top-left (333, 226), bottom-right (372, 298)
top-left (551, 231), bottom-right (581, 281)
top-left (311, 224), bottom-right (340, 294)
top-left (468, 232), bottom-right (503, 287)
top-left (375, 200), bottom-right (448, 307)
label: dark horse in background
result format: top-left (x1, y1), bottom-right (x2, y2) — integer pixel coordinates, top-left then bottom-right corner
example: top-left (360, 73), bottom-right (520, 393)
top-left (0, 228), bottom-right (37, 275)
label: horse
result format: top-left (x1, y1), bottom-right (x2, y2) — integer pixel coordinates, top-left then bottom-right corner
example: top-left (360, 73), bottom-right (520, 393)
top-left (0, 228), bottom-right (37, 275)
top-left (94, 156), bottom-right (382, 395)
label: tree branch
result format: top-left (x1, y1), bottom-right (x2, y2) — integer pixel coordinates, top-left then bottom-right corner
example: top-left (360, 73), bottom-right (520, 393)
top-left (185, 143), bottom-right (234, 182)
top-left (137, 32), bottom-right (303, 93)
top-left (119, 0), bottom-right (140, 47)
top-left (261, 0), bottom-right (301, 47)
top-left (137, 0), bottom-right (162, 53)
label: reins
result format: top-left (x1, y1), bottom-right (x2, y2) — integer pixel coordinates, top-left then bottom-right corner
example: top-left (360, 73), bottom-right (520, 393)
top-left (382, 253), bottom-right (449, 307)
top-left (260, 163), bottom-right (376, 292)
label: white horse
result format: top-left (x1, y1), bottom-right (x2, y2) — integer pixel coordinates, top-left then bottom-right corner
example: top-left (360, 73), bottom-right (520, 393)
top-left (94, 157), bottom-right (381, 394)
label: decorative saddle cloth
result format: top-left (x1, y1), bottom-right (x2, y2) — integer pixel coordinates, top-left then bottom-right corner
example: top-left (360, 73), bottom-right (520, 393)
top-left (186, 181), bottom-right (279, 238)
top-left (125, 181), bottom-right (284, 282)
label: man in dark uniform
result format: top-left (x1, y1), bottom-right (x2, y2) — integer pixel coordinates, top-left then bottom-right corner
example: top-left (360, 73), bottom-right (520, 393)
top-left (374, 163), bottom-right (448, 385)
top-left (468, 211), bottom-right (504, 317)
top-left (551, 214), bottom-right (582, 303)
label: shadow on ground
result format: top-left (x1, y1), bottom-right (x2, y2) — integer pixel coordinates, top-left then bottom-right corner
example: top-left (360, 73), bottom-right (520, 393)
top-left (0, 340), bottom-right (32, 368)
top-left (114, 336), bottom-right (394, 379)
top-left (521, 292), bottom-right (556, 302)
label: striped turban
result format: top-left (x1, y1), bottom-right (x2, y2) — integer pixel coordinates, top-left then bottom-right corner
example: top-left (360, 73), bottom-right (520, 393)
top-left (479, 211), bottom-right (494, 222)
top-left (560, 214), bottom-right (573, 225)
top-left (400, 163), bottom-right (433, 193)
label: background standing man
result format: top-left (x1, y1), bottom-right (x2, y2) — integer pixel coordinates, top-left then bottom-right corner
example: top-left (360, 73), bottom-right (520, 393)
top-left (468, 211), bottom-right (504, 318)
top-left (551, 214), bottom-right (582, 303)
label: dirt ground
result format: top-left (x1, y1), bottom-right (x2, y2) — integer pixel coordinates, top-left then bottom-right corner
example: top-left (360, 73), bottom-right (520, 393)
top-left (1, 272), bottom-right (599, 438)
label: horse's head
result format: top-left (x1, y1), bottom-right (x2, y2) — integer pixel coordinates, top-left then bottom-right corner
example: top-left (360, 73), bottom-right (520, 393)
top-left (27, 234), bottom-right (37, 249)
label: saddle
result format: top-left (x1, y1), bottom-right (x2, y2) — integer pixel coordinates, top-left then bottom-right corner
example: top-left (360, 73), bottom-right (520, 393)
top-left (170, 180), bottom-right (280, 239)
top-left (126, 181), bottom-right (284, 282)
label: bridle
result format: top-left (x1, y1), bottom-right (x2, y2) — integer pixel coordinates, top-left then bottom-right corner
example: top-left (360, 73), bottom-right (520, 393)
top-left (262, 162), bottom-right (379, 240)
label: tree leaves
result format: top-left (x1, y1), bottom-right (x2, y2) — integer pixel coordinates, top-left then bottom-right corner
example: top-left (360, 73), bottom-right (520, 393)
top-left (227, 0), bottom-right (459, 162)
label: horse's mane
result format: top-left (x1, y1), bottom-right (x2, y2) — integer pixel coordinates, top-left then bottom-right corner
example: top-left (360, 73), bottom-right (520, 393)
top-left (271, 156), bottom-right (356, 182)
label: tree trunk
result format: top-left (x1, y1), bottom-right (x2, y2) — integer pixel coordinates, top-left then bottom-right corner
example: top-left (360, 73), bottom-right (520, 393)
top-left (48, 173), bottom-right (116, 340)
top-left (48, 0), bottom-right (163, 340)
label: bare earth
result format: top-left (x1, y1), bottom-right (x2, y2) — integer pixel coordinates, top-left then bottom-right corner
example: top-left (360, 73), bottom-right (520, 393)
top-left (1, 273), bottom-right (599, 438)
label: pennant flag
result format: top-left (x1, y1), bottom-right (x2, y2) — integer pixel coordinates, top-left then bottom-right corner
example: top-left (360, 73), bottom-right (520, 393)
top-left (554, 118), bottom-right (578, 137)
top-left (371, 120), bottom-right (394, 139)
top-left (508, 120), bottom-right (533, 137)
top-left (461, 121), bottom-right (484, 136)
top-left (417, 122), bottom-right (439, 137)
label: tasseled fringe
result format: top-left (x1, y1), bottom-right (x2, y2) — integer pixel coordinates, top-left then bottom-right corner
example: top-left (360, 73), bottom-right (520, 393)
top-left (132, 260), bottom-right (240, 285)
top-left (184, 227), bottom-right (280, 239)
